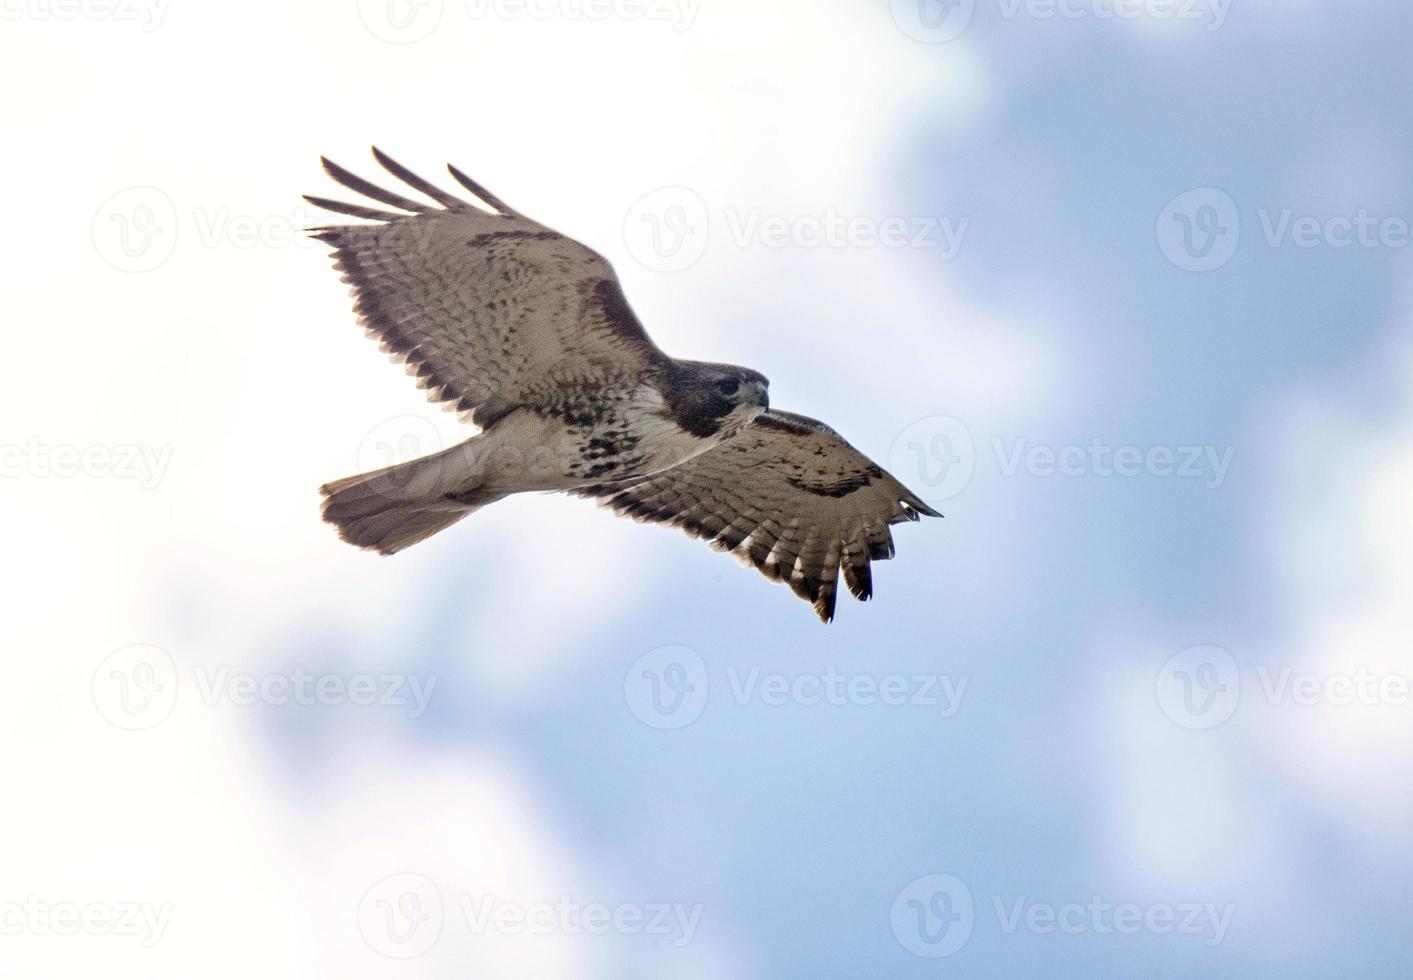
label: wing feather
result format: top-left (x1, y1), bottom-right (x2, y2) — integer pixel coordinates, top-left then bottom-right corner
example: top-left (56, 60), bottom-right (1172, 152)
top-left (320, 156), bottom-right (432, 213)
top-left (306, 148), bottom-right (666, 423)
top-left (370, 146), bottom-right (471, 211)
top-left (574, 410), bottom-right (940, 623)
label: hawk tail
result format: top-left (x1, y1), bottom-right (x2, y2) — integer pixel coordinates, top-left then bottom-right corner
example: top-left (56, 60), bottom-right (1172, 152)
top-left (319, 444), bottom-right (505, 555)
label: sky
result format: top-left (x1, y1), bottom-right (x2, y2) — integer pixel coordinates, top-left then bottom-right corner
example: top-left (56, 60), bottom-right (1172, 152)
top-left (2, 0), bottom-right (1411, 977)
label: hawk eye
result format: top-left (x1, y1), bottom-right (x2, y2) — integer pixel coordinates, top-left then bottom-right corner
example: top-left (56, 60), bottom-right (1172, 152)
top-left (716, 378), bottom-right (741, 397)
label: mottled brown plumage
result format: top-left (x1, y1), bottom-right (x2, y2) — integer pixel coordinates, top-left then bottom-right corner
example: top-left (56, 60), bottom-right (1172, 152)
top-left (307, 148), bottom-right (939, 621)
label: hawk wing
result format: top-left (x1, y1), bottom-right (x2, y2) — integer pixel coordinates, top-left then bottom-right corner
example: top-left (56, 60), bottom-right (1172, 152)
top-left (574, 410), bottom-right (941, 623)
top-left (306, 148), bottom-right (666, 426)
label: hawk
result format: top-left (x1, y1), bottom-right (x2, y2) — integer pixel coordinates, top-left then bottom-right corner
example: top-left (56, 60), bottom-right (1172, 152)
top-left (307, 148), bottom-right (940, 622)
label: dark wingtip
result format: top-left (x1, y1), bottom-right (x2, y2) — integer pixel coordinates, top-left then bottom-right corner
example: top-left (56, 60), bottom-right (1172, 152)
top-left (843, 562), bottom-right (873, 602)
top-left (370, 146), bottom-right (467, 210)
top-left (302, 193), bottom-right (403, 223)
top-left (446, 161), bottom-right (519, 216)
top-left (908, 496), bottom-right (943, 519)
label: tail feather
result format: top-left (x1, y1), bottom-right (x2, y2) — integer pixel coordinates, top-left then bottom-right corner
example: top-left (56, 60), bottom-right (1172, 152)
top-left (319, 446), bottom-right (503, 555)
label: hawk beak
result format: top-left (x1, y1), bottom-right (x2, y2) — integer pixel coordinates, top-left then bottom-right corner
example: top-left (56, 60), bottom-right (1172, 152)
top-left (756, 383), bottom-right (769, 410)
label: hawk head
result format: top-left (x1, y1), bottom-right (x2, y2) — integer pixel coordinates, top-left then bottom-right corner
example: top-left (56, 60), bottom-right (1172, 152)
top-left (664, 361), bottom-right (770, 439)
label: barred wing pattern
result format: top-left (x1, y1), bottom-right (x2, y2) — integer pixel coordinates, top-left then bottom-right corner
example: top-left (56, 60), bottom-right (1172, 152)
top-left (575, 411), bottom-right (940, 622)
top-left (306, 148), bottom-right (666, 425)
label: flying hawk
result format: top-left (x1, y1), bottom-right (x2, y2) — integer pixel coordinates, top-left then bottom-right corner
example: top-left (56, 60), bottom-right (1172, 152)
top-left (307, 148), bottom-right (940, 622)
